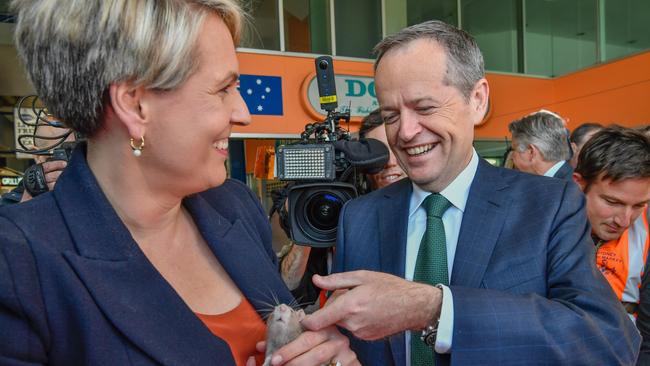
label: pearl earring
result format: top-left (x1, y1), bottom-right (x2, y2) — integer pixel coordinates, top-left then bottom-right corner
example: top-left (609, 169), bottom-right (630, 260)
top-left (130, 136), bottom-right (145, 157)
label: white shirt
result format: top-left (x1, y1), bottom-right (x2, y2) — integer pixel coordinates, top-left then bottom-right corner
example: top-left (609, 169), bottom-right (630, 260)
top-left (404, 150), bottom-right (479, 361)
top-left (543, 161), bottom-right (567, 178)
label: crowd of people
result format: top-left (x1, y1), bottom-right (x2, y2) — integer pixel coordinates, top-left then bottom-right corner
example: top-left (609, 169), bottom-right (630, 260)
top-left (1, 1), bottom-right (649, 365)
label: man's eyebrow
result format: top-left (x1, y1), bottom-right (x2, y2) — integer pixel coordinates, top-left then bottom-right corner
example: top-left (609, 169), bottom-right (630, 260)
top-left (409, 97), bottom-right (437, 105)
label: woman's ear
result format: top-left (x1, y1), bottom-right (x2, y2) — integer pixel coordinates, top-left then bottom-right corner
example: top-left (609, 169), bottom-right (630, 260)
top-left (108, 81), bottom-right (148, 139)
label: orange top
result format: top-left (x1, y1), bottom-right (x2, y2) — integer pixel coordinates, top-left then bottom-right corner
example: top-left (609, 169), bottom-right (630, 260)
top-left (596, 208), bottom-right (650, 301)
top-left (195, 298), bottom-right (267, 366)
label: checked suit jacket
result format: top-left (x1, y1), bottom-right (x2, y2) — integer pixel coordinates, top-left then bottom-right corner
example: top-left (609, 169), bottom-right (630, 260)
top-left (333, 158), bottom-right (640, 366)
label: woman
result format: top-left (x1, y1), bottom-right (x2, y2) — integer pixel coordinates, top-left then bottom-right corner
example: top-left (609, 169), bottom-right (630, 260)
top-left (1, 1), bottom-right (357, 365)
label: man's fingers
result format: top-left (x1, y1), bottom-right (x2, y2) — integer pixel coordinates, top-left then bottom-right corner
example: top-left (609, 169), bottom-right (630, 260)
top-left (301, 297), bottom-right (347, 331)
top-left (41, 160), bottom-right (67, 173)
top-left (45, 170), bottom-right (63, 183)
top-left (312, 270), bottom-right (370, 291)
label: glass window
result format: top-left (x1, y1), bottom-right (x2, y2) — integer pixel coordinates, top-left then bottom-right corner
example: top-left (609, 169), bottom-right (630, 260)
top-left (604, 0), bottom-right (650, 61)
top-left (284, 0), bottom-right (331, 54)
top-left (241, 0), bottom-right (281, 51)
top-left (525, 0), bottom-right (597, 77)
top-left (462, 0), bottom-right (522, 73)
top-left (334, 0), bottom-right (382, 58)
top-left (384, 0), bottom-right (408, 36)
top-left (407, 0), bottom-right (458, 27)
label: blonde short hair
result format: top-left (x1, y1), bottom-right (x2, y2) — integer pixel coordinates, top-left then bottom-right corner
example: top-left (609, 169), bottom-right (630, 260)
top-left (12, 0), bottom-right (244, 137)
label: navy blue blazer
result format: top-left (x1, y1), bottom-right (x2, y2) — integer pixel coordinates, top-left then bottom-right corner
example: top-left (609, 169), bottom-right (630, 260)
top-left (0, 146), bottom-right (293, 365)
top-left (334, 159), bottom-right (640, 366)
top-left (553, 161), bottom-right (574, 182)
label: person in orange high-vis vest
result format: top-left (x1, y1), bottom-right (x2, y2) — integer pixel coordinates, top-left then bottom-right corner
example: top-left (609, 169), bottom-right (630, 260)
top-left (573, 126), bottom-right (650, 365)
top-left (596, 208), bottom-right (649, 317)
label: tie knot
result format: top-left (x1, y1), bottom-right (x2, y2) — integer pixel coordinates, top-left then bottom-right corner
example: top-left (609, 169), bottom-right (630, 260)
top-left (423, 193), bottom-right (452, 218)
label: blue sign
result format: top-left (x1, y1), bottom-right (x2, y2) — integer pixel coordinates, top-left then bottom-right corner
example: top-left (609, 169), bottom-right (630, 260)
top-left (239, 74), bottom-right (283, 116)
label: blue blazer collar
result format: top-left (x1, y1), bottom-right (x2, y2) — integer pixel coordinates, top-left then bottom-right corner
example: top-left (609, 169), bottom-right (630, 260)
top-left (377, 178), bottom-right (412, 278)
top-left (451, 159), bottom-right (510, 287)
top-left (54, 144), bottom-right (291, 365)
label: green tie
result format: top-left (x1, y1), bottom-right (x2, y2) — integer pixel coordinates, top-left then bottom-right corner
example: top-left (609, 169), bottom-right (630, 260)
top-left (410, 193), bottom-right (452, 366)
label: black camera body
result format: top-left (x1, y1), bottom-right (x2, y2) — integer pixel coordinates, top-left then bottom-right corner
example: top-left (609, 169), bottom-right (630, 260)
top-left (275, 56), bottom-right (388, 248)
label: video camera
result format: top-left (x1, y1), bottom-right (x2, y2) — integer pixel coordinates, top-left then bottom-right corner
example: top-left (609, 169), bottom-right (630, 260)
top-left (275, 56), bottom-right (389, 248)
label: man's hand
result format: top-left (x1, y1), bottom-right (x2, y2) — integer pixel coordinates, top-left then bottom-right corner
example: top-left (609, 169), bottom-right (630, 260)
top-left (301, 270), bottom-right (442, 340)
top-left (40, 160), bottom-right (67, 191)
top-left (249, 327), bottom-right (360, 366)
top-left (20, 160), bottom-right (67, 202)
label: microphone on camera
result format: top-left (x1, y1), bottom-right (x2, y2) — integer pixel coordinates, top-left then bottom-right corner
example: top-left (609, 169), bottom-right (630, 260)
top-left (333, 138), bottom-right (389, 174)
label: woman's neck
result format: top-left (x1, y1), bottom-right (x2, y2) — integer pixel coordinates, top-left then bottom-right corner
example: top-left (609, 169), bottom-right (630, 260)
top-left (86, 138), bottom-right (186, 242)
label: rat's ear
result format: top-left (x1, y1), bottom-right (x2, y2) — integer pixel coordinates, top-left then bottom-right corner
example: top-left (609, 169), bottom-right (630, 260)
top-left (297, 309), bottom-right (306, 321)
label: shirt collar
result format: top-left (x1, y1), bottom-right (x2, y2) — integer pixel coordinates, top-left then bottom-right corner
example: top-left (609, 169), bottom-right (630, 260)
top-left (544, 160), bottom-right (566, 177)
top-left (409, 149), bottom-right (479, 218)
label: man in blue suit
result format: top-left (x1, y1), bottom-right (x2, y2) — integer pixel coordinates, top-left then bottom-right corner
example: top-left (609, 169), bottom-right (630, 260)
top-left (509, 110), bottom-right (574, 182)
top-left (289, 20), bottom-right (640, 366)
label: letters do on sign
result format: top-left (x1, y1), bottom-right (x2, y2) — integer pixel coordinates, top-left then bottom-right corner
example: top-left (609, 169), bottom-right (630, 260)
top-left (306, 74), bottom-right (379, 117)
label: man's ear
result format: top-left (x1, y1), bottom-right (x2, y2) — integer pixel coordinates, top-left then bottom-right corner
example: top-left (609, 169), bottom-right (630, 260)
top-left (108, 81), bottom-right (148, 139)
top-left (528, 144), bottom-right (542, 163)
top-left (573, 172), bottom-right (587, 192)
top-left (470, 78), bottom-right (489, 126)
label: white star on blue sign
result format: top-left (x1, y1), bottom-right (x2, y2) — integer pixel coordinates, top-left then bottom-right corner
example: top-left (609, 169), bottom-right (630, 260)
top-left (239, 75), bottom-right (283, 116)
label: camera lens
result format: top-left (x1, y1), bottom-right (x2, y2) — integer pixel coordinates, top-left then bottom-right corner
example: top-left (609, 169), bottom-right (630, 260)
top-left (305, 192), bottom-right (343, 232)
top-left (318, 60), bottom-right (329, 70)
top-left (290, 183), bottom-right (357, 246)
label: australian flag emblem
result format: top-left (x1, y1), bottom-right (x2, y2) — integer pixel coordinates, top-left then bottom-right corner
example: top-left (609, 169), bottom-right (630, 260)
top-left (239, 74), bottom-right (283, 116)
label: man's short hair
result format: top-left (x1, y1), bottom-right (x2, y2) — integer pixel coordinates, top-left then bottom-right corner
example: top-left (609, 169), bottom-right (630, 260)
top-left (575, 126), bottom-right (650, 190)
top-left (358, 109), bottom-right (384, 139)
top-left (570, 122), bottom-right (603, 146)
top-left (12, 0), bottom-right (243, 137)
top-left (637, 125), bottom-right (650, 138)
top-left (373, 20), bottom-right (484, 101)
top-left (508, 111), bottom-right (571, 162)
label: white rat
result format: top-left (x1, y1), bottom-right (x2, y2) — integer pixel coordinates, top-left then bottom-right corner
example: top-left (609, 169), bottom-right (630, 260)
top-left (262, 304), bottom-right (305, 366)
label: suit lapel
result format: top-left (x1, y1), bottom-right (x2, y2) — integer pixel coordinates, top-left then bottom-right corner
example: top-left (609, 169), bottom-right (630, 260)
top-left (55, 146), bottom-right (288, 365)
top-left (184, 194), bottom-right (294, 312)
top-left (377, 179), bottom-right (411, 366)
top-left (378, 179), bottom-right (412, 278)
top-left (451, 160), bottom-right (510, 288)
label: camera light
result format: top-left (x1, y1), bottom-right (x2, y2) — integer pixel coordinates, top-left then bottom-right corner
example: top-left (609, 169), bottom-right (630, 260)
top-left (277, 144), bottom-right (336, 181)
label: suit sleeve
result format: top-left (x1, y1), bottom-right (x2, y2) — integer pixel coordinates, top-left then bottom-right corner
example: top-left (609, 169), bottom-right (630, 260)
top-left (0, 216), bottom-right (49, 365)
top-left (449, 183), bottom-right (641, 365)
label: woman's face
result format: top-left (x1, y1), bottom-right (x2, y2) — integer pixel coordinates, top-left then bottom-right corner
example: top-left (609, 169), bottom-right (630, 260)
top-left (365, 125), bottom-right (407, 189)
top-left (141, 14), bottom-right (250, 196)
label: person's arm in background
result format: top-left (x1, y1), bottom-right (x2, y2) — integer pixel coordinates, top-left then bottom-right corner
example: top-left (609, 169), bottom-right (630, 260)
top-left (20, 160), bottom-right (68, 202)
top-left (279, 243), bottom-right (311, 290)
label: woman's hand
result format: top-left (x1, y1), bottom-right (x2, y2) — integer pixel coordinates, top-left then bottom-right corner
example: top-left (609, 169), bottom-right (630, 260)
top-left (249, 326), bottom-right (359, 366)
